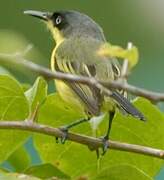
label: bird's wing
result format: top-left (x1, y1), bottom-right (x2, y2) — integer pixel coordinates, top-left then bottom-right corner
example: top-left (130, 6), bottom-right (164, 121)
top-left (111, 91), bottom-right (145, 120)
top-left (53, 37), bottom-right (111, 116)
top-left (54, 37), bottom-right (145, 120)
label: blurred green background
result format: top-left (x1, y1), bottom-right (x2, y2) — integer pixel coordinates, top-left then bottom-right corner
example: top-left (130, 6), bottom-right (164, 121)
top-left (1, 0), bottom-right (164, 91)
top-left (0, 0), bottom-right (164, 179)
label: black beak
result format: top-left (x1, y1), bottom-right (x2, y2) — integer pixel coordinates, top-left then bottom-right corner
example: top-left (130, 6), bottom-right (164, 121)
top-left (24, 10), bottom-right (51, 21)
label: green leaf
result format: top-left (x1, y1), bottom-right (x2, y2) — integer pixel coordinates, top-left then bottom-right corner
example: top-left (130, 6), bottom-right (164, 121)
top-left (0, 75), bottom-right (29, 120)
top-left (25, 77), bottom-right (47, 115)
top-left (0, 66), bottom-right (12, 76)
top-left (36, 93), bottom-right (85, 127)
top-left (95, 97), bottom-right (164, 179)
top-left (98, 43), bottom-right (139, 68)
top-left (0, 167), bottom-right (10, 173)
top-left (7, 146), bottom-right (31, 173)
top-left (22, 83), bottom-right (31, 92)
top-left (24, 163), bottom-right (70, 179)
top-left (92, 164), bottom-right (152, 180)
top-left (34, 95), bottom-right (164, 179)
top-left (0, 75), bottom-right (30, 162)
top-left (0, 173), bottom-right (40, 180)
top-left (34, 93), bottom-right (94, 178)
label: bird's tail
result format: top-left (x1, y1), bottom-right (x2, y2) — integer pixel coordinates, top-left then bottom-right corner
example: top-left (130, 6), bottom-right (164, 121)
top-left (111, 91), bottom-right (145, 121)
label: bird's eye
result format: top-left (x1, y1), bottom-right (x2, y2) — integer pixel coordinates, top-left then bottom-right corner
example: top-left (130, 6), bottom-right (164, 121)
top-left (56, 16), bottom-right (62, 25)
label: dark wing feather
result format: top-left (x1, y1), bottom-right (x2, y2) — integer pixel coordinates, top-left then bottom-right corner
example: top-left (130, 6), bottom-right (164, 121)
top-left (111, 91), bottom-right (145, 121)
top-left (54, 56), bottom-right (101, 116)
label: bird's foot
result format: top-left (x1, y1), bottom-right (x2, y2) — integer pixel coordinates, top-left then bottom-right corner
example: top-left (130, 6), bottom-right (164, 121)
top-left (100, 135), bottom-right (109, 155)
top-left (93, 136), bottom-right (109, 159)
top-left (56, 126), bottom-right (69, 144)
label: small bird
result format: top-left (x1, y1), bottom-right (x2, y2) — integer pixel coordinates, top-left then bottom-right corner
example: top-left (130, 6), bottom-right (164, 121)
top-left (24, 10), bottom-right (145, 154)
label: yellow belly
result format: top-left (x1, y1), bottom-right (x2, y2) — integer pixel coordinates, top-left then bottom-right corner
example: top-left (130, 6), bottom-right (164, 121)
top-left (55, 80), bottom-right (86, 116)
top-left (51, 45), bottom-right (86, 116)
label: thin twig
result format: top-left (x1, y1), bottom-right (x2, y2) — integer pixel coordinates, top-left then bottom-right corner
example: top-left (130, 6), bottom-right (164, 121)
top-left (119, 42), bottom-right (132, 97)
top-left (0, 120), bottom-right (163, 159)
top-left (0, 52), bottom-right (164, 102)
top-left (121, 42), bottom-right (132, 80)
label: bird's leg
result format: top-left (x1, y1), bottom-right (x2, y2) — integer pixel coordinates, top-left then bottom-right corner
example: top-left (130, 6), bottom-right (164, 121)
top-left (56, 118), bottom-right (90, 144)
top-left (101, 111), bottom-right (115, 155)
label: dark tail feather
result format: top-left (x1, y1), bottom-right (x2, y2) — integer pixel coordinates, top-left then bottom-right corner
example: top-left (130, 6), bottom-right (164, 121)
top-left (111, 91), bottom-right (145, 121)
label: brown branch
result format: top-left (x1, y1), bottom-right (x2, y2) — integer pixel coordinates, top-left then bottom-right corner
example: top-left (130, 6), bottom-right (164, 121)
top-left (0, 52), bottom-right (164, 102)
top-left (1, 51), bottom-right (164, 159)
top-left (103, 81), bottom-right (164, 102)
top-left (0, 120), bottom-right (163, 159)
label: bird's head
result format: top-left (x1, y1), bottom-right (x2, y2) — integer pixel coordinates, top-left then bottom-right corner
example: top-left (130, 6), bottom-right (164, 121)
top-left (24, 10), bottom-right (105, 45)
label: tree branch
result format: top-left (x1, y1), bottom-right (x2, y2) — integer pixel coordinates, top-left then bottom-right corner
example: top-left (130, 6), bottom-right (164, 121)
top-left (0, 120), bottom-right (163, 159)
top-left (0, 52), bottom-right (164, 102)
top-left (1, 51), bottom-right (164, 159)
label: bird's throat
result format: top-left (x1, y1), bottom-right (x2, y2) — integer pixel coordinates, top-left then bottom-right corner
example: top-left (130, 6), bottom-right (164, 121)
top-left (46, 21), bottom-right (65, 45)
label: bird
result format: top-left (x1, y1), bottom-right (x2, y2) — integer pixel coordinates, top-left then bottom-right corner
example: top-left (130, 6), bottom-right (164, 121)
top-left (24, 10), bottom-right (145, 154)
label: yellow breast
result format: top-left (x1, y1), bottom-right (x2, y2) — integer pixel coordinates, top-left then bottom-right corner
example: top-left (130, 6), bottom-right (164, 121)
top-left (51, 45), bottom-right (86, 117)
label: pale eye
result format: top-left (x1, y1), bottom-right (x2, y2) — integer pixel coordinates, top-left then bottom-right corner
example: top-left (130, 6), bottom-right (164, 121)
top-left (56, 16), bottom-right (62, 25)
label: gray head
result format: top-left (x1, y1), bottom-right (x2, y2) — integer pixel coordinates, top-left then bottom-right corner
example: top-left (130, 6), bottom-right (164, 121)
top-left (24, 10), bottom-right (106, 43)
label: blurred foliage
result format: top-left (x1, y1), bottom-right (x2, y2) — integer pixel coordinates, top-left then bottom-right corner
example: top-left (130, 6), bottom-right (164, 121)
top-left (1, 0), bottom-right (164, 90)
top-left (1, 1), bottom-right (164, 179)
top-left (0, 30), bottom-right (44, 83)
